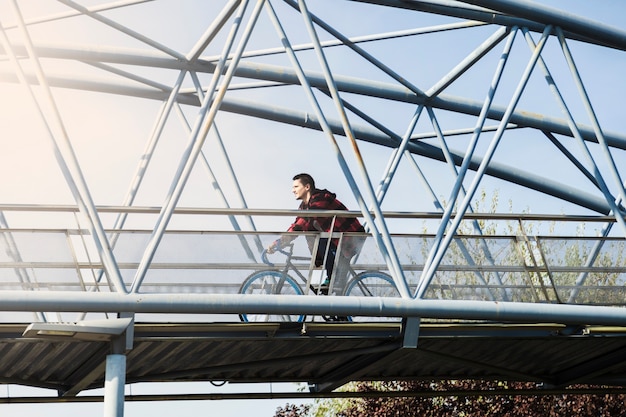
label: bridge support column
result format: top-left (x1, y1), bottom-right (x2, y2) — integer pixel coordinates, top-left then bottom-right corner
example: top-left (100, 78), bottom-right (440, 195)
top-left (402, 317), bottom-right (421, 348)
top-left (103, 328), bottom-right (131, 417)
top-left (103, 353), bottom-right (126, 417)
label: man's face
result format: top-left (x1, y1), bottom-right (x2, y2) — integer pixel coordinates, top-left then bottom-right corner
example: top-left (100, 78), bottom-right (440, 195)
top-left (292, 179), bottom-right (310, 201)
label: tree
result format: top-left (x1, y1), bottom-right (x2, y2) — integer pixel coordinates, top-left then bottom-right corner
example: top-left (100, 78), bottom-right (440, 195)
top-left (274, 380), bottom-right (626, 416)
top-left (274, 403), bottom-right (311, 417)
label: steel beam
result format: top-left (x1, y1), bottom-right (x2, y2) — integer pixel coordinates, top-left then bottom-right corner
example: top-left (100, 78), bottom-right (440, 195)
top-left (4, 292), bottom-right (626, 326)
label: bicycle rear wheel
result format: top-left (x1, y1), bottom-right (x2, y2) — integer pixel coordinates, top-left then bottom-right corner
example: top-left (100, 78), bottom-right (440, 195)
top-left (344, 271), bottom-right (401, 322)
top-left (239, 270), bottom-right (304, 322)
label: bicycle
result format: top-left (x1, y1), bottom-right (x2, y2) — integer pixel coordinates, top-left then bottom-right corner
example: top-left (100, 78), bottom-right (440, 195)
top-left (238, 243), bottom-right (400, 322)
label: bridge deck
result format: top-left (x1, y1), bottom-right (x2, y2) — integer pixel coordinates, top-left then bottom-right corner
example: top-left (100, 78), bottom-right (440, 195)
top-left (3, 321), bottom-right (626, 400)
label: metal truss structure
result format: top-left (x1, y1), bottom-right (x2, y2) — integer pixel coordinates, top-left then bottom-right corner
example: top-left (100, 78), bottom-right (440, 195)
top-left (0, 0), bottom-right (625, 414)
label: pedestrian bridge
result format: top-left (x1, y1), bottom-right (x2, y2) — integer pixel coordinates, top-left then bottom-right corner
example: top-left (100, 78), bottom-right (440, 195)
top-left (1, 206), bottom-right (626, 402)
top-left (1, 0), bottom-right (625, 411)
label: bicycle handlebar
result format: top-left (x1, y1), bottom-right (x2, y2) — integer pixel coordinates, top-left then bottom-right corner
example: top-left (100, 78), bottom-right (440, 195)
top-left (261, 244), bottom-right (292, 266)
top-left (261, 249), bottom-right (274, 266)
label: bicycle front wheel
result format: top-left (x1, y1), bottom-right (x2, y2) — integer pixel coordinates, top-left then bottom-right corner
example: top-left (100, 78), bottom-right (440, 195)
top-left (239, 270), bottom-right (304, 322)
top-left (344, 271), bottom-right (401, 322)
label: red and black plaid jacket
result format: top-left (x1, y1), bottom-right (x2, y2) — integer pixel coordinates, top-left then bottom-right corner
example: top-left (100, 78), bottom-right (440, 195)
top-left (286, 189), bottom-right (364, 259)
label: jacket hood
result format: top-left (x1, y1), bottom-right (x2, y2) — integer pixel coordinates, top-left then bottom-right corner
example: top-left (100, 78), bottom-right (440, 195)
top-left (312, 188), bottom-right (336, 199)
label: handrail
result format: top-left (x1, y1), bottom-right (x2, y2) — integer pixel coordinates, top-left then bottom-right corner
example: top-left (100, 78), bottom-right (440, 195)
top-left (0, 226), bottom-right (622, 324)
top-left (0, 203), bottom-right (621, 223)
top-left (0, 205), bottom-right (623, 324)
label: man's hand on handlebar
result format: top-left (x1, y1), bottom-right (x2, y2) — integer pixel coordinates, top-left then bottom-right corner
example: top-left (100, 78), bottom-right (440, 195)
top-left (267, 239), bottom-right (281, 254)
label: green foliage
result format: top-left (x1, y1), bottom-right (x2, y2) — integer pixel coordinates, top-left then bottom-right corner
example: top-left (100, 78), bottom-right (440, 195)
top-left (274, 403), bottom-right (311, 417)
top-left (423, 189), bottom-right (626, 305)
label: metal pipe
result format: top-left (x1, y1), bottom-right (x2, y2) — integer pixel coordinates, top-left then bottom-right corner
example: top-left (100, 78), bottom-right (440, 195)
top-left (0, 212), bottom-right (46, 321)
top-left (186, 0), bottom-right (242, 61)
top-left (5, 2), bottom-right (127, 294)
top-left (114, 71), bottom-right (188, 231)
top-left (426, 107), bottom-right (502, 300)
top-left (354, 0), bottom-right (626, 51)
top-left (188, 71), bottom-right (264, 253)
top-left (57, 0), bottom-right (185, 60)
top-left (454, 0), bottom-right (626, 50)
top-left (524, 27), bottom-right (626, 236)
top-left (376, 105), bottom-right (424, 203)
top-left (1, 0), bottom-right (154, 30)
top-left (414, 27), bottom-right (518, 298)
top-left (422, 27), bottom-right (516, 267)
top-left (175, 77), bottom-right (259, 259)
top-left (284, 0), bottom-right (426, 97)
top-left (103, 354), bottom-right (126, 417)
top-left (5, 386), bottom-right (626, 403)
top-left (0, 204), bottom-right (618, 223)
top-left (567, 221), bottom-right (616, 304)
top-left (130, 0), bottom-right (258, 292)
top-left (204, 20), bottom-right (487, 63)
top-left (416, 25), bottom-right (551, 298)
top-left (556, 27), bottom-right (626, 213)
top-left (4, 291), bottom-right (626, 326)
top-left (2, 46), bottom-right (625, 150)
top-left (426, 26), bottom-right (510, 97)
top-left (295, 0), bottom-right (411, 298)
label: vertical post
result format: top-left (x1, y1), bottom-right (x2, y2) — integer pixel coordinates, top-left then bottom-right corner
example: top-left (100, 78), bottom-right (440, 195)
top-left (103, 353), bottom-right (126, 417)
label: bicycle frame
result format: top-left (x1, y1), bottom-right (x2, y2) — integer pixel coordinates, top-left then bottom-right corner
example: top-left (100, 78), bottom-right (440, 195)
top-left (239, 240), bottom-right (400, 322)
top-left (264, 243), bottom-right (364, 296)
top-left (263, 244), bottom-right (325, 295)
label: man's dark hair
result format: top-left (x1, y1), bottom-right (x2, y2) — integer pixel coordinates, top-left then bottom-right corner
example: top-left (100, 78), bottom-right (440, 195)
top-left (293, 173), bottom-right (315, 189)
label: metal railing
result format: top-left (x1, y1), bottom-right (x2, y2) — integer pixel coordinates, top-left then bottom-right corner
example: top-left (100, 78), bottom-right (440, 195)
top-left (0, 205), bottom-right (623, 309)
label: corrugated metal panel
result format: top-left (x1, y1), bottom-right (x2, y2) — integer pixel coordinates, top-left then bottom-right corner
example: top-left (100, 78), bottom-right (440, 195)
top-left (2, 322), bottom-right (626, 399)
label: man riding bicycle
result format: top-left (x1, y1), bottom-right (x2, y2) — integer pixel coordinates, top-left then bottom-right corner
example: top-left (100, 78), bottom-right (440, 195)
top-left (267, 173), bottom-right (365, 295)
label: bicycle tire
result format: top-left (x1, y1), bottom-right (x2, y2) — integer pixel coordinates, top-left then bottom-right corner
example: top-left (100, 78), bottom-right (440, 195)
top-left (344, 271), bottom-right (401, 322)
top-left (239, 270), bottom-right (305, 322)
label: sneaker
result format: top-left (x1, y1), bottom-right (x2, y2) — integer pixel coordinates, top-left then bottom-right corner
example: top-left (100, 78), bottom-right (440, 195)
top-left (324, 316), bottom-right (349, 322)
top-left (318, 278), bottom-right (330, 295)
